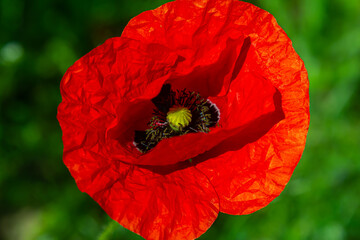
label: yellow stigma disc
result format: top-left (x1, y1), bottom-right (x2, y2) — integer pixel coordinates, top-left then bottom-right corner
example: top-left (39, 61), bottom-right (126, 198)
top-left (167, 107), bottom-right (192, 131)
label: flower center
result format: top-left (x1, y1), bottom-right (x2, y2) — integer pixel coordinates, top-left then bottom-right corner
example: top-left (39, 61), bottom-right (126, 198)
top-left (134, 84), bottom-right (220, 153)
top-left (167, 106), bottom-right (192, 131)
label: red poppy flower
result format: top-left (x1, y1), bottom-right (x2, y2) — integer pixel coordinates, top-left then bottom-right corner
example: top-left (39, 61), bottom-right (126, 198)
top-left (57, 0), bottom-right (309, 239)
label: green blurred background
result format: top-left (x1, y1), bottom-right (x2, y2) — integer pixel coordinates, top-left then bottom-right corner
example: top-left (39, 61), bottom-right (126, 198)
top-left (1, 0), bottom-right (359, 239)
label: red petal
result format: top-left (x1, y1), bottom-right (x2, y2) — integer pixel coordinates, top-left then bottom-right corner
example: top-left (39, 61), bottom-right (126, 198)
top-left (123, 0), bottom-right (254, 98)
top-left (193, 1), bottom-right (310, 214)
top-left (58, 37), bottom-right (180, 164)
top-left (64, 147), bottom-right (219, 239)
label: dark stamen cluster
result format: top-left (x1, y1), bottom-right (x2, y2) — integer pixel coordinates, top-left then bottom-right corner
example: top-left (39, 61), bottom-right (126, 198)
top-left (134, 84), bottom-right (220, 153)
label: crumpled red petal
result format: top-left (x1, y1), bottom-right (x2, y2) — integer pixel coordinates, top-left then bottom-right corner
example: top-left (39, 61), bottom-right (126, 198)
top-left (57, 36), bottom-right (220, 239)
top-left (192, 2), bottom-right (310, 214)
top-left (63, 147), bottom-right (219, 239)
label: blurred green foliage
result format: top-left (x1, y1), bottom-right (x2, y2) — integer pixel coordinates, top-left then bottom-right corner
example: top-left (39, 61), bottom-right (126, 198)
top-left (0, 0), bottom-right (359, 239)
